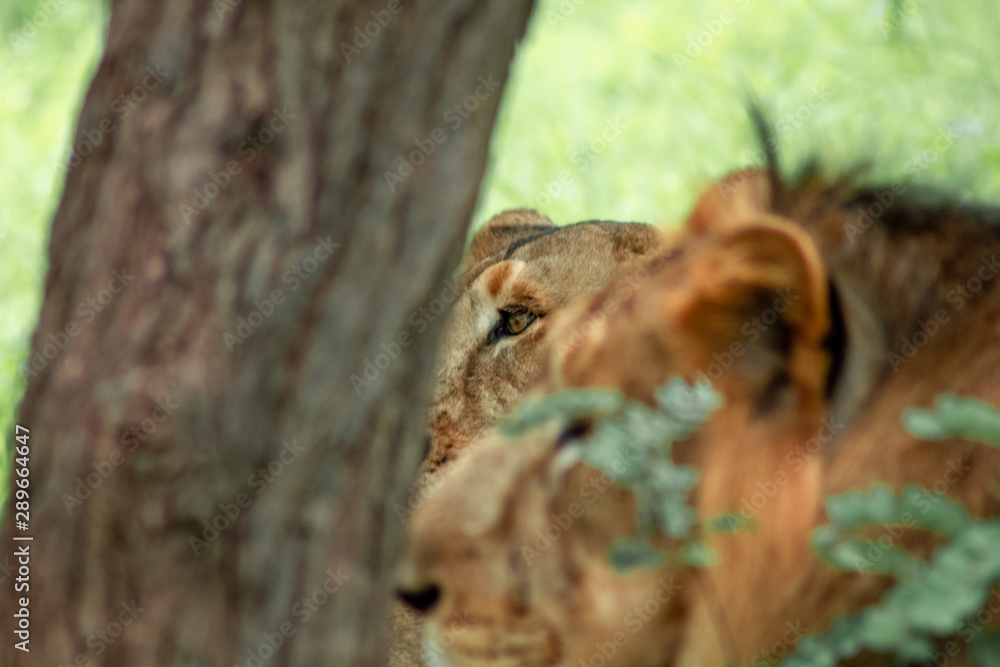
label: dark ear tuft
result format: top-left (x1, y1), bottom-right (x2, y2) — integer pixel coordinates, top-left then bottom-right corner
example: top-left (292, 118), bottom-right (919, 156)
top-left (466, 209), bottom-right (555, 265)
top-left (747, 102), bottom-right (785, 211)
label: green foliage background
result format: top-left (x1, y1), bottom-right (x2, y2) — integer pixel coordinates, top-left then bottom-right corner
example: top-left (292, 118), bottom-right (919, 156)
top-left (476, 0), bottom-right (1000, 226)
top-left (1, 0), bottom-right (999, 496)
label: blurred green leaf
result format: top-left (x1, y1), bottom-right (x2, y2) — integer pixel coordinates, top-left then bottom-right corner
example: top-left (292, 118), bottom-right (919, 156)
top-left (904, 395), bottom-right (1000, 447)
top-left (609, 538), bottom-right (666, 572)
top-left (501, 388), bottom-right (624, 436)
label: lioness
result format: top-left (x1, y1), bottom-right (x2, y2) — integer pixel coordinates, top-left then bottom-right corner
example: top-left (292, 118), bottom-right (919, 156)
top-left (422, 208), bottom-right (665, 476)
top-left (397, 166), bottom-right (1000, 665)
top-left (390, 209), bottom-right (666, 666)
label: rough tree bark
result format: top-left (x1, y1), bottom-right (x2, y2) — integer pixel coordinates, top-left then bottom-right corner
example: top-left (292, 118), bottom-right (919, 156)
top-left (1, 1), bottom-right (534, 665)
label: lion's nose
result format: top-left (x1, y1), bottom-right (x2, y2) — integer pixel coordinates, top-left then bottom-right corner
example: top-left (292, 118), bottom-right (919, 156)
top-left (396, 584), bottom-right (441, 615)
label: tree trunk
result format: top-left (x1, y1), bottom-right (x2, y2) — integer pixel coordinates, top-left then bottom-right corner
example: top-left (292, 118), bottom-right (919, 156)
top-left (1, 1), bottom-right (533, 664)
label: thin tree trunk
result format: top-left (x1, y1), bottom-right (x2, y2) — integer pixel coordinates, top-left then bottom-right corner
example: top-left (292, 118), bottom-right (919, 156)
top-left (1, 1), bottom-right (533, 664)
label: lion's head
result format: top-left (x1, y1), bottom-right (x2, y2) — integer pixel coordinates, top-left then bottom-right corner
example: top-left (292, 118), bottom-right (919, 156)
top-left (398, 169), bottom-right (1000, 666)
top-left (423, 209), bottom-right (665, 475)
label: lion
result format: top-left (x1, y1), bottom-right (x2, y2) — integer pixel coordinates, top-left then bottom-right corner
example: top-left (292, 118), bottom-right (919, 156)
top-left (390, 208), bottom-right (667, 666)
top-left (396, 163), bottom-right (1000, 666)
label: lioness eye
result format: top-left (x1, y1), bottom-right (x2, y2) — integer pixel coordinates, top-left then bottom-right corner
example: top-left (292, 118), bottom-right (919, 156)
top-left (487, 308), bottom-right (537, 344)
top-left (505, 310), bottom-right (535, 335)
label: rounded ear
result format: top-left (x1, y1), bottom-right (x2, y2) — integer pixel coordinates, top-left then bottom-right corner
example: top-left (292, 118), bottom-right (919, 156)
top-left (465, 209), bottom-right (554, 266)
top-left (688, 169), bottom-right (774, 236)
top-left (678, 218), bottom-right (831, 406)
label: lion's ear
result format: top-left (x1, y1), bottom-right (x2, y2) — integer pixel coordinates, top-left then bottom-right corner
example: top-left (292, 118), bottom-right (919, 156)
top-left (677, 219), bottom-right (831, 408)
top-left (688, 169), bottom-right (774, 236)
top-left (465, 209), bottom-right (554, 265)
